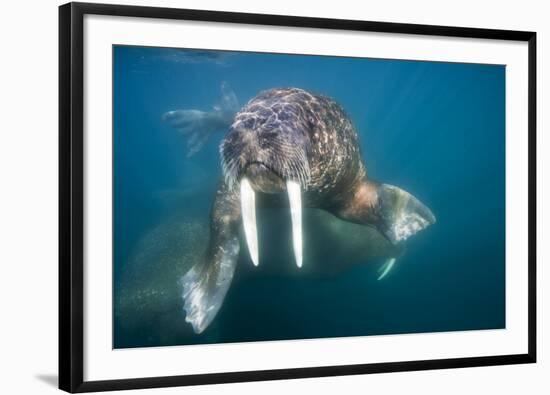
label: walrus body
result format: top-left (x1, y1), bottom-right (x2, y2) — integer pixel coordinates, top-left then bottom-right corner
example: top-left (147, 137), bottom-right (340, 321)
top-left (115, 208), bottom-right (404, 346)
top-left (182, 88), bottom-right (435, 333)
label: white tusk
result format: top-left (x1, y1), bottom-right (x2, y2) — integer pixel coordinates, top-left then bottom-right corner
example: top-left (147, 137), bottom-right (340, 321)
top-left (240, 178), bottom-right (259, 266)
top-left (287, 180), bottom-right (303, 268)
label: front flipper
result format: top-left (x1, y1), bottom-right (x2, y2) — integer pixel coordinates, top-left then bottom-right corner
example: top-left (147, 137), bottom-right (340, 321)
top-left (180, 183), bottom-right (241, 333)
top-left (334, 181), bottom-right (435, 245)
top-left (376, 183), bottom-right (436, 244)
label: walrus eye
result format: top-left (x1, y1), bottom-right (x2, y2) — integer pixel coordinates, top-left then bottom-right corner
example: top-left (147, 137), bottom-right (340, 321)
top-left (243, 118), bottom-right (255, 129)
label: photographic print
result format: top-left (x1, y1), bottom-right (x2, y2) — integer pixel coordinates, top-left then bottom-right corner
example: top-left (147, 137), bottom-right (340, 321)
top-left (113, 45), bottom-right (505, 349)
top-left (60, 4), bottom-right (536, 391)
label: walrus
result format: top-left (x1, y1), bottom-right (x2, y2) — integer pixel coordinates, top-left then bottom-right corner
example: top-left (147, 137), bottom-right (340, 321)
top-left (181, 87), bottom-right (436, 334)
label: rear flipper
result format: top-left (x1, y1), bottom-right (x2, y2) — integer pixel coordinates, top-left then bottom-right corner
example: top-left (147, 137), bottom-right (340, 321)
top-left (180, 183), bottom-right (241, 333)
top-left (162, 109), bottom-right (217, 157)
top-left (162, 82), bottom-right (239, 157)
top-left (377, 257), bottom-right (396, 280)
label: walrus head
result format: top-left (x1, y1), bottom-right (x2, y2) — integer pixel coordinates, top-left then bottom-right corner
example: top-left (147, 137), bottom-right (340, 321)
top-left (219, 111), bottom-right (311, 268)
top-left (220, 117), bottom-right (311, 192)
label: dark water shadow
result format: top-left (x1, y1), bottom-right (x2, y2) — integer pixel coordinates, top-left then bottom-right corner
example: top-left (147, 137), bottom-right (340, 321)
top-left (35, 374), bottom-right (58, 388)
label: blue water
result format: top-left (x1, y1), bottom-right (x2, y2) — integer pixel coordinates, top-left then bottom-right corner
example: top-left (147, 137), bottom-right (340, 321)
top-left (113, 45), bottom-right (505, 348)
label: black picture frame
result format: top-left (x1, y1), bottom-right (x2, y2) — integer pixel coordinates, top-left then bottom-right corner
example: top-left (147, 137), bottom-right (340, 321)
top-left (59, 2), bottom-right (537, 392)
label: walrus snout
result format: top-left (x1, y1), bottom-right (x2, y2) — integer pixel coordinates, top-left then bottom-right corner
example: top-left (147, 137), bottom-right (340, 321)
top-left (220, 122), bottom-right (310, 270)
top-left (243, 162), bottom-right (286, 193)
top-left (220, 123), bottom-right (311, 191)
